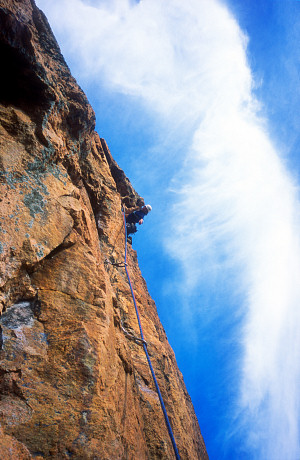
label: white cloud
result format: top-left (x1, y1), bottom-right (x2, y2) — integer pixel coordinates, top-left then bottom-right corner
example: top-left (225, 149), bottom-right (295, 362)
top-left (36, 0), bottom-right (300, 458)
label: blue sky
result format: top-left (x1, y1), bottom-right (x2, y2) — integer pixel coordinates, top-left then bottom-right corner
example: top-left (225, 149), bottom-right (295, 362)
top-left (36, 1), bottom-right (300, 458)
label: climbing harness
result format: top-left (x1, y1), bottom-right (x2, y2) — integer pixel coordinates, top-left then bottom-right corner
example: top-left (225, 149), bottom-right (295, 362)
top-left (121, 209), bottom-right (181, 460)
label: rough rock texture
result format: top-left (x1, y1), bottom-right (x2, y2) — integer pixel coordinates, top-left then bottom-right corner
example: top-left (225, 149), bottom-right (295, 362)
top-left (0, 0), bottom-right (208, 458)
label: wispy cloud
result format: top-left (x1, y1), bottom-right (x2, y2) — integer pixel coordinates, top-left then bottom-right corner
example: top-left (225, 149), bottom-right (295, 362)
top-left (37, 0), bottom-right (300, 458)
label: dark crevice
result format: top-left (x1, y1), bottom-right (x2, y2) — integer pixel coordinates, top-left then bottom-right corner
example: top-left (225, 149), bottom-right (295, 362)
top-left (0, 41), bottom-right (53, 116)
top-left (0, 8), bottom-right (55, 119)
top-left (0, 325), bottom-right (3, 350)
top-left (44, 238), bottom-right (75, 261)
top-left (31, 292), bottom-right (42, 320)
top-left (21, 237), bottom-right (75, 275)
top-left (0, 368), bottom-right (22, 378)
top-left (22, 261), bottom-right (37, 275)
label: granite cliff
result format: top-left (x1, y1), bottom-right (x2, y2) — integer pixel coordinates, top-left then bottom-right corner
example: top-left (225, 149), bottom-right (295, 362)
top-left (0, 0), bottom-right (208, 458)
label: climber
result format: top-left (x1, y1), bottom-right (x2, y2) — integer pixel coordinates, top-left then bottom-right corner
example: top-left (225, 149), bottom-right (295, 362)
top-left (126, 204), bottom-right (152, 244)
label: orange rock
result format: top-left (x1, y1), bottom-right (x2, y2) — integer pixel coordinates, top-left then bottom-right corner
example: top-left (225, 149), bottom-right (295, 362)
top-left (0, 428), bottom-right (32, 460)
top-left (0, 0), bottom-right (208, 458)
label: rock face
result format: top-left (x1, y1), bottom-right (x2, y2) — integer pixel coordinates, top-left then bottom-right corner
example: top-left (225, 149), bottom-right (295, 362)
top-left (0, 0), bottom-right (208, 458)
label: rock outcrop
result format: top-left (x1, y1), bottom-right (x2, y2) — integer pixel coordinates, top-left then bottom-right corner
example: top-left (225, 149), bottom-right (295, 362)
top-left (0, 0), bottom-right (208, 458)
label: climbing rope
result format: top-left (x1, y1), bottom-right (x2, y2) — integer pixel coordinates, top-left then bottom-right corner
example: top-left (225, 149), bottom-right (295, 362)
top-left (121, 209), bottom-right (181, 460)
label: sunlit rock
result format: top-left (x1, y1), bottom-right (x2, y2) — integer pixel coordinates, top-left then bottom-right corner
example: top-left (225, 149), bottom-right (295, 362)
top-left (0, 0), bottom-right (208, 458)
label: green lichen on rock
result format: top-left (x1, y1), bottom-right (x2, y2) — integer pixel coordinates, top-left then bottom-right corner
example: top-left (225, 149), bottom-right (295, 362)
top-left (26, 147), bottom-right (68, 185)
top-left (23, 189), bottom-right (47, 219)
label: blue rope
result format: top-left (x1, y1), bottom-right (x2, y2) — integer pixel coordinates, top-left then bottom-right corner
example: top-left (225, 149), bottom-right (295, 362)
top-left (122, 209), bottom-right (180, 460)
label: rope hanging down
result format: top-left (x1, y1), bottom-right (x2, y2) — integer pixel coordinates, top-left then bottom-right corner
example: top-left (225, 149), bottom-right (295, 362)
top-left (121, 209), bottom-right (181, 460)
